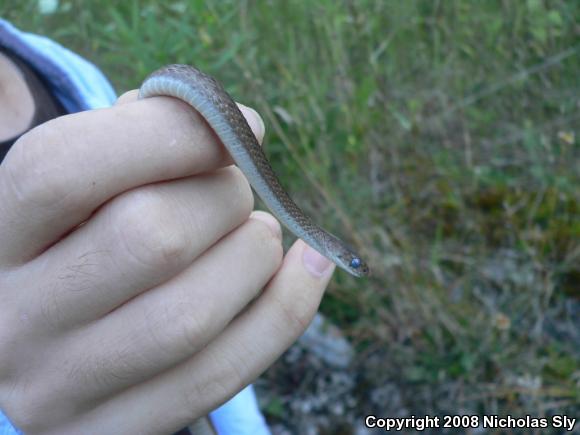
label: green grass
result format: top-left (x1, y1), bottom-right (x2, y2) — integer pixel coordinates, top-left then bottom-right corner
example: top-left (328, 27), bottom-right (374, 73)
top-left (3, 0), bottom-right (579, 429)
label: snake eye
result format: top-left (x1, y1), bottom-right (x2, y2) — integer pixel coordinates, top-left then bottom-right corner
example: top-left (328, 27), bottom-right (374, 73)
top-left (350, 257), bottom-right (362, 269)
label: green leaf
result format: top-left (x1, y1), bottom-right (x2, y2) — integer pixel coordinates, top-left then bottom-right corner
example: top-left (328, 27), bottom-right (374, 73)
top-left (547, 10), bottom-right (563, 27)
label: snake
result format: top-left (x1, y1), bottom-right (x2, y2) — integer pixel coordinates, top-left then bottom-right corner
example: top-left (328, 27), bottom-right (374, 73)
top-left (139, 64), bottom-right (369, 277)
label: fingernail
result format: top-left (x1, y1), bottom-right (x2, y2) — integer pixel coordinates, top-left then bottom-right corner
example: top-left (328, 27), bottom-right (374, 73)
top-left (303, 244), bottom-right (333, 277)
top-left (251, 211), bottom-right (282, 240)
top-left (239, 104), bottom-right (265, 142)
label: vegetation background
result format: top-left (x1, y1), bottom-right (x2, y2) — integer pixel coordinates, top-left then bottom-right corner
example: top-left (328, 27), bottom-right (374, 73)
top-left (2, 0), bottom-right (578, 433)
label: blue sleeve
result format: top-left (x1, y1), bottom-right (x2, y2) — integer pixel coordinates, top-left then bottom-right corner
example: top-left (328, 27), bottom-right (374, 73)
top-left (0, 410), bottom-right (21, 435)
top-left (210, 385), bottom-right (271, 435)
top-left (0, 19), bottom-right (270, 435)
top-left (0, 18), bottom-right (116, 111)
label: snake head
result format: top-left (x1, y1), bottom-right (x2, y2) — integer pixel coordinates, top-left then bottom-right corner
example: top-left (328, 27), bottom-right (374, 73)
top-left (324, 233), bottom-right (370, 277)
top-left (338, 252), bottom-right (370, 277)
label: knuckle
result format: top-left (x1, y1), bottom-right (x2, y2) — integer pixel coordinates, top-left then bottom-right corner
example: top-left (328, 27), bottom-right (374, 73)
top-left (3, 118), bottom-right (84, 210)
top-left (180, 355), bottom-right (235, 419)
top-left (113, 189), bottom-right (192, 269)
top-left (248, 219), bottom-right (284, 264)
top-left (38, 274), bottom-right (74, 332)
top-left (162, 301), bottom-right (212, 354)
top-left (277, 291), bottom-right (316, 336)
top-left (178, 383), bottom-right (206, 423)
top-left (221, 167), bottom-right (254, 217)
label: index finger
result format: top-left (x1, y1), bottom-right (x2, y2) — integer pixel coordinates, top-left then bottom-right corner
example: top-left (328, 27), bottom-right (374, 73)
top-left (0, 94), bottom-right (264, 266)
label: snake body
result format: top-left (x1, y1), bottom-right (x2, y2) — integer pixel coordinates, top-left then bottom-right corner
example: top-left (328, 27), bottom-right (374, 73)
top-left (139, 65), bottom-right (369, 277)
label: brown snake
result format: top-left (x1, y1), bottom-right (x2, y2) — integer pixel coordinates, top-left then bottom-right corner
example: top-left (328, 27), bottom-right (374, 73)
top-left (139, 65), bottom-right (369, 277)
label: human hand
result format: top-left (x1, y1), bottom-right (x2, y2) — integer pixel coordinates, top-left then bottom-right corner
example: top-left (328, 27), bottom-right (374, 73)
top-left (0, 91), bottom-right (335, 434)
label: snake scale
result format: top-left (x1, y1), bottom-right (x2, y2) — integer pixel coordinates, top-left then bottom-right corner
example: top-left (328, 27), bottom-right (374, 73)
top-left (139, 65), bottom-right (369, 277)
